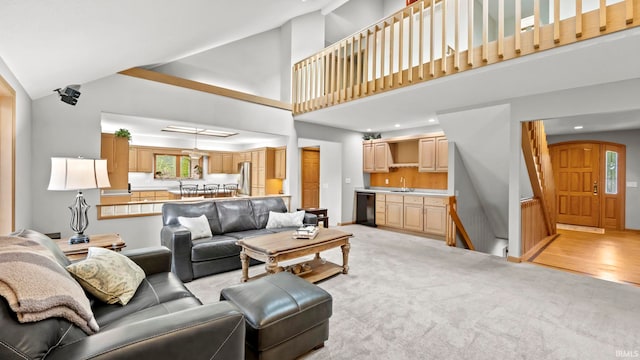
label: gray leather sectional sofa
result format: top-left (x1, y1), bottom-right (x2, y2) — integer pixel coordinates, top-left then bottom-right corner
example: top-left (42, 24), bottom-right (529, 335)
top-left (161, 197), bottom-right (316, 282)
top-left (0, 229), bottom-right (245, 360)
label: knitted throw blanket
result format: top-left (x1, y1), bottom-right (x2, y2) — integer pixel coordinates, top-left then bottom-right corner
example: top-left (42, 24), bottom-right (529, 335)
top-left (0, 236), bottom-right (99, 334)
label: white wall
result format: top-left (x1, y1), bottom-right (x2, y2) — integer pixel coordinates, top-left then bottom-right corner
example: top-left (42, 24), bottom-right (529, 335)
top-left (0, 56), bottom-right (32, 231)
top-left (295, 121), bottom-right (364, 224)
top-left (325, 0), bottom-right (385, 45)
top-left (548, 129), bottom-right (640, 230)
top-left (298, 138), bottom-right (343, 225)
top-left (153, 29), bottom-right (282, 100)
top-left (31, 74), bottom-right (297, 249)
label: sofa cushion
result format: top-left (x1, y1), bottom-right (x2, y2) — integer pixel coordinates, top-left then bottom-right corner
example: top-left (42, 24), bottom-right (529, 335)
top-left (225, 229), bottom-right (275, 240)
top-left (162, 201), bottom-right (223, 235)
top-left (191, 235), bottom-right (241, 262)
top-left (92, 272), bottom-right (195, 327)
top-left (251, 198), bottom-right (288, 229)
top-left (265, 210), bottom-right (305, 229)
top-left (216, 200), bottom-right (258, 233)
top-left (0, 296), bottom-right (88, 360)
top-left (98, 297), bottom-right (202, 331)
top-left (66, 247), bottom-right (146, 306)
top-left (178, 214), bottom-right (213, 240)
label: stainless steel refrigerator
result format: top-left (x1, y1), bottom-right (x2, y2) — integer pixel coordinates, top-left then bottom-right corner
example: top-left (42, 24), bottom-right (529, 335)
top-left (237, 161), bottom-right (251, 196)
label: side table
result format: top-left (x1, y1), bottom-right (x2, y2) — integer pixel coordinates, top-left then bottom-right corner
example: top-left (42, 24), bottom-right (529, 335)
top-left (55, 233), bottom-right (126, 261)
top-left (297, 208), bottom-right (329, 228)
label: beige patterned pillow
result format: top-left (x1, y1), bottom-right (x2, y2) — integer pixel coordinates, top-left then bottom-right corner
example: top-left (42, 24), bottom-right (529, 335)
top-left (66, 247), bottom-right (145, 306)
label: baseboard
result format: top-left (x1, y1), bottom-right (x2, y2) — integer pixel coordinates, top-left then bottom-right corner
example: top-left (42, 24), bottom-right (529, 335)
top-left (338, 221), bottom-right (355, 226)
top-left (507, 256), bottom-right (522, 263)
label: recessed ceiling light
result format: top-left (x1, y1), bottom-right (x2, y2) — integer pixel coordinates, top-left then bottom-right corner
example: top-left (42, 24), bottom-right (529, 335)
top-left (428, 119), bottom-right (436, 123)
top-left (366, 128), bottom-right (372, 132)
top-left (394, 124), bottom-right (400, 128)
top-left (574, 125), bottom-right (584, 130)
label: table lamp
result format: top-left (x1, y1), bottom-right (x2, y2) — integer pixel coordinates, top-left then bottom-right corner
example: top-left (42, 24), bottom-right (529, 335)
top-left (48, 157), bottom-right (111, 244)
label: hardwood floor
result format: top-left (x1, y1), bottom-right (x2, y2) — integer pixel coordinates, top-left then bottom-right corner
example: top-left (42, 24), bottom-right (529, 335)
top-left (529, 229), bottom-right (640, 286)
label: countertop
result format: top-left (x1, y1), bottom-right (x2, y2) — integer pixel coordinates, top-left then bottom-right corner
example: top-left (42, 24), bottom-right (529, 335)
top-left (355, 187), bottom-right (449, 196)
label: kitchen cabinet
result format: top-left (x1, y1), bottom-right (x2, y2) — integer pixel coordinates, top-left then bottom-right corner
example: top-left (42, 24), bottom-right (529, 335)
top-left (274, 147), bottom-right (286, 179)
top-left (375, 193), bottom-right (386, 226)
top-left (208, 151), bottom-right (238, 174)
top-left (385, 194), bottom-right (404, 228)
top-left (374, 192), bottom-right (448, 238)
top-left (419, 136), bottom-right (448, 172)
top-left (362, 142), bottom-right (390, 173)
top-left (424, 197), bottom-right (447, 236)
top-left (131, 190), bottom-right (169, 202)
top-left (403, 196), bottom-right (424, 232)
top-left (222, 153), bottom-right (234, 174)
top-left (101, 133), bottom-right (129, 190)
top-left (208, 152), bottom-right (223, 174)
top-left (250, 148), bottom-right (276, 196)
top-left (129, 146), bottom-right (153, 173)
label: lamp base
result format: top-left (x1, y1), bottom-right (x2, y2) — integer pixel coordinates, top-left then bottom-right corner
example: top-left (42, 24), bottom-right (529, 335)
top-left (69, 233), bottom-right (90, 244)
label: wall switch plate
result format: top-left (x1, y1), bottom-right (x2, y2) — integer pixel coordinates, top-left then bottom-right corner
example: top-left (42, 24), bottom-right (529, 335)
top-left (385, 178), bottom-right (389, 184)
top-left (345, 178), bottom-right (351, 184)
top-left (322, 183), bottom-right (329, 189)
top-left (627, 181), bottom-right (638, 188)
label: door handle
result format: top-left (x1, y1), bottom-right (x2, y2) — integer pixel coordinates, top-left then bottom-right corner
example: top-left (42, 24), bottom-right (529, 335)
top-left (593, 181), bottom-right (598, 195)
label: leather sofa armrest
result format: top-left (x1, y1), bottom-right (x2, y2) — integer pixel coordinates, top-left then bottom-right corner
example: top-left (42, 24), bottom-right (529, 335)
top-left (47, 302), bottom-right (245, 360)
top-left (120, 246), bottom-right (171, 275)
top-left (304, 213), bottom-right (318, 226)
top-left (160, 224), bottom-right (195, 282)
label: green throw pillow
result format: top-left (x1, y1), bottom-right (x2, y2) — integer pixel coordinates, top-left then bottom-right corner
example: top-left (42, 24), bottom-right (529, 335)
top-left (66, 247), bottom-right (145, 306)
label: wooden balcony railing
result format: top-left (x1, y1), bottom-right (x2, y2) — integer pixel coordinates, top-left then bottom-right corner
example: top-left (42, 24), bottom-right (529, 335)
top-left (292, 0), bottom-right (639, 114)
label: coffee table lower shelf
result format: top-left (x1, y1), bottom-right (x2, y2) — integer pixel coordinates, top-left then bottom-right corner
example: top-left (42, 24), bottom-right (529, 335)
top-left (245, 257), bottom-right (345, 283)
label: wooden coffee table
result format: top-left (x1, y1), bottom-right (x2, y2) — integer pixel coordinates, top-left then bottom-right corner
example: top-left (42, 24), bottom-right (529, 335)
top-left (237, 228), bottom-right (352, 283)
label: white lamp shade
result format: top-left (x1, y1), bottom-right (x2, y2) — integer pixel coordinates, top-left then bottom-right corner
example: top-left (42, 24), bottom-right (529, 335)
top-left (48, 157), bottom-right (111, 191)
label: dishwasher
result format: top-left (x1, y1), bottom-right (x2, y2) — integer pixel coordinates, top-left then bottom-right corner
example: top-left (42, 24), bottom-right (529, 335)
top-left (356, 191), bottom-right (376, 227)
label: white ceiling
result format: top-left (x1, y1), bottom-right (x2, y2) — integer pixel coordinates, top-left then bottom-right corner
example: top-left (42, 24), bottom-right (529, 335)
top-left (0, 0), bottom-right (336, 99)
top-left (543, 109), bottom-right (640, 136)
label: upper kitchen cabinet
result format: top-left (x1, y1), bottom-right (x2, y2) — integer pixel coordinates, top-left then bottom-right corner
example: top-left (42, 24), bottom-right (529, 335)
top-left (363, 141), bottom-right (390, 173)
top-left (129, 146), bottom-right (154, 173)
top-left (274, 147), bottom-right (286, 179)
top-left (101, 133), bottom-right (129, 189)
top-left (419, 135), bottom-right (448, 172)
top-left (208, 151), bottom-right (235, 174)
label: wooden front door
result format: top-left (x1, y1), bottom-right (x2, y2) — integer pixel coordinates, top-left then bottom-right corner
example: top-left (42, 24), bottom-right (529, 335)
top-left (550, 141), bottom-right (626, 229)
top-left (301, 148), bottom-right (320, 208)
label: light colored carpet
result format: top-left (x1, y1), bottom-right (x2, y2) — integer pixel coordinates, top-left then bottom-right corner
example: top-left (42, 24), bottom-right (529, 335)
top-left (185, 225), bottom-right (640, 360)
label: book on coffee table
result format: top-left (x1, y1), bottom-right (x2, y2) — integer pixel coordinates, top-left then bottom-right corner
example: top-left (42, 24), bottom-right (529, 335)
top-left (293, 225), bottom-right (319, 240)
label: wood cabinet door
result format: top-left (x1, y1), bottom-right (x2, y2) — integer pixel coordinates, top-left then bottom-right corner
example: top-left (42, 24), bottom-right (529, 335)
top-left (385, 202), bottom-right (404, 228)
top-left (275, 148), bottom-right (286, 179)
top-left (363, 143), bottom-right (374, 173)
top-left (435, 136), bottom-right (448, 171)
top-left (418, 137), bottom-right (436, 172)
top-left (222, 153), bottom-right (234, 173)
top-left (403, 204), bottom-right (423, 231)
top-left (208, 152), bottom-right (223, 173)
top-left (128, 148), bottom-right (137, 171)
top-left (424, 205), bottom-right (447, 236)
top-left (101, 133), bottom-right (115, 173)
top-left (136, 148), bottom-right (154, 172)
top-left (373, 143), bottom-right (389, 172)
top-left (251, 151), bottom-right (259, 187)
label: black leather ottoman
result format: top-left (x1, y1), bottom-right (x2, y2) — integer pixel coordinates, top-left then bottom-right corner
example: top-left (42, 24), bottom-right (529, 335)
top-left (220, 272), bottom-right (332, 360)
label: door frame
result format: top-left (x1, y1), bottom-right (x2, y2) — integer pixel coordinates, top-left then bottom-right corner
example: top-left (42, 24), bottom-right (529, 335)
top-left (550, 140), bottom-right (626, 230)
top-left (0, 74), bottom-right (16, 233)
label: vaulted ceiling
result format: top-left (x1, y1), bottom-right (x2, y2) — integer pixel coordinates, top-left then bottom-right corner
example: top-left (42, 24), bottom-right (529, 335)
top-left (0, 0), bottom-right (337, 99)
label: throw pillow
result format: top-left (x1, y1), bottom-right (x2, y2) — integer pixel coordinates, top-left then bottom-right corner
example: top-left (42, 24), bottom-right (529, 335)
top-left (178, 214), bottom-right (213, 240)
top-left (66, 247), bottom-right (146, 306)
top-left (265, 210), bottom-right (305, 229)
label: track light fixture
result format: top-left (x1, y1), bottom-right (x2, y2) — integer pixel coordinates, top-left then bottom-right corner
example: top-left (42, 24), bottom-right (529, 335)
top-left (54, 85), bottom-right (81, 106)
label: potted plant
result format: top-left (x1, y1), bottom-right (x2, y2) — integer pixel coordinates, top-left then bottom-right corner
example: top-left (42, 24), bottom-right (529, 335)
top-left (114, 128), bottom-right (132, 141)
